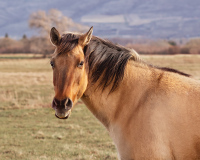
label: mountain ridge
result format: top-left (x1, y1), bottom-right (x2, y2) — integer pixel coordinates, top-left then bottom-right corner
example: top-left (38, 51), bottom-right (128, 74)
top-left (0, 0), bottom-right (199, 39)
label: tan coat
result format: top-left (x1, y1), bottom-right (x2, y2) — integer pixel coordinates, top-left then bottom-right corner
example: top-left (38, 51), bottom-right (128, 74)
top-left (82, 60), bottom-right (200, 160)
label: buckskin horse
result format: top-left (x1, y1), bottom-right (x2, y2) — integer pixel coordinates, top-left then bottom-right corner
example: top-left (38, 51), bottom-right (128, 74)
top-left (50, 26), bottom-right (200, 160)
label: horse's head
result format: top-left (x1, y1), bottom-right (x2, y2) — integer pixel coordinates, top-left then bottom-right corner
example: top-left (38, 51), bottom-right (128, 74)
top-left (50, 27), bottom-right (93, 119)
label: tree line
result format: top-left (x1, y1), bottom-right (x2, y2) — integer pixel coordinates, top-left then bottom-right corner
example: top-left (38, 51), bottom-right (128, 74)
top-left (0, 9), bottom-right (88, 56)
top-left (0, 9), bottom-right (200, 55)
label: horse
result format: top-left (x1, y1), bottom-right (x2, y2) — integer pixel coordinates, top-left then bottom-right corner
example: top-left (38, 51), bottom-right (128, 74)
top-left (50, 26), bottom-right (200, 160)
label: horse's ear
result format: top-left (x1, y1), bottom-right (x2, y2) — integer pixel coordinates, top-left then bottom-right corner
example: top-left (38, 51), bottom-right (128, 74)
top-left (79, 26), bottom-right (93, 47)
top-left (50, 27), bottom-right (61, 46)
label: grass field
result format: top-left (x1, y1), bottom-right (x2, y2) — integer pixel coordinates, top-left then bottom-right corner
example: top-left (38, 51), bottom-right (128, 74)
top-left (0, 54), bottom-right (200, 160)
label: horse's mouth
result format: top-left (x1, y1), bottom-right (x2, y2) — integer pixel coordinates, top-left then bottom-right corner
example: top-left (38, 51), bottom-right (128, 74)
top-left (55, 110), bottom-right (71, 119)
top-left (55, 114), bottom-right (69, 119)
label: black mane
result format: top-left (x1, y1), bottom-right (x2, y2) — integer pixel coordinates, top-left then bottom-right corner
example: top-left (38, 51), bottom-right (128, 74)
top-left (158, 67), bottom-right (190, 77)
top-left (147, 64), bottom-right (190, 77)
top-left (85, 37), bottom-right (133, 92)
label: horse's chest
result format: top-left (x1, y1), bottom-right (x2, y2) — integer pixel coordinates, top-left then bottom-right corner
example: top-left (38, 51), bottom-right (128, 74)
top-left (109, 125), bottom-right (135, 159)
top-left (109, 125), bottom-right (173, 160)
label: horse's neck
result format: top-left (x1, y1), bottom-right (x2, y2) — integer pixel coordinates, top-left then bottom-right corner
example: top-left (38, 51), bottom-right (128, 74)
top-left (81, 61), bottom-right (153, 130)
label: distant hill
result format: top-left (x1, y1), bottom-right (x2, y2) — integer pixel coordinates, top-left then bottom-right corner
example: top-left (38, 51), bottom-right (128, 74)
top-left (0, 0), bottom-right (199, 39)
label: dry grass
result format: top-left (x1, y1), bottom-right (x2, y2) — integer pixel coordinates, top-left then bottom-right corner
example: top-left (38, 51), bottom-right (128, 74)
top-left (0, 58), bottom-right (53, 110)
top-left (0, 54), bottom-right (200, 160)
top-left (0, 54), bottom-right (43, 59)
top-left (142, 54), bottom-right (200, 79)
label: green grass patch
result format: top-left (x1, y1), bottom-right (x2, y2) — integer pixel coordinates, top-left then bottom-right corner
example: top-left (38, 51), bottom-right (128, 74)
top-left (0, 106), bottom-right (117, 160)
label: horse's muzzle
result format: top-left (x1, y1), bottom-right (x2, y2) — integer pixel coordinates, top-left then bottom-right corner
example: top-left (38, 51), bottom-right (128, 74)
top-left (52, 97), bottom-right (73, 119)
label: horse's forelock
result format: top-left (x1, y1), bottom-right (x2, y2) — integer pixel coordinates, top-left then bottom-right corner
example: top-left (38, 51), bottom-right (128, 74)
top-left (56, 33), bottom-right (80, 55)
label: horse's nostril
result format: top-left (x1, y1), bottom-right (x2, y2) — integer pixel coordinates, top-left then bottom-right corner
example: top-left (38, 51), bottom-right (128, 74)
top-left (52, 98), bottom-right (57, 109)
top-left (52, 97), bottom-right (73, 110)
top-left (52, 98), bottom-right (61, 109)
top-left (65, 98), bottom-right (73, 110)
top-left (53, 99), bottom-right (57, 105)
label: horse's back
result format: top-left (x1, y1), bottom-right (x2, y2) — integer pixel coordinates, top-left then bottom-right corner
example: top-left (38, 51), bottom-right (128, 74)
top-left (116, 67), bottom-right (200, 159)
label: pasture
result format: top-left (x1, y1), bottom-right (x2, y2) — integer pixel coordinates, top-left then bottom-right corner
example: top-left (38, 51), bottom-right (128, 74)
top-left (0, 54), bottom-right (200, 160)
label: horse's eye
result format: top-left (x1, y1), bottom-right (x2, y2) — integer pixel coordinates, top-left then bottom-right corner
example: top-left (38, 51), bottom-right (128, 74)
top-left (50, 61), bottom-right (55, 68)
top-left (78, 61), bottom-right (84, 68)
